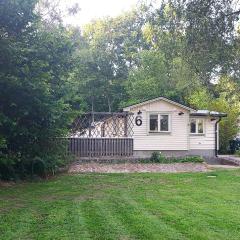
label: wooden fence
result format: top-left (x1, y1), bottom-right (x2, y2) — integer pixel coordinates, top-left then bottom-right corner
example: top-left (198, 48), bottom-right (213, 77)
top-left (68, 138), bottom-right (134, 157)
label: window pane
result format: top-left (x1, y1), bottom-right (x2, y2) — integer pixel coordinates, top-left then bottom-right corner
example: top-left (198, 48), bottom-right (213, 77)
top-left (150, 115), bottom-right (158, 131)
top-left (198, 120), bottom-right (204, 133)
top-left (190, 119), bottom-right (196, 133)
top-left (160, 115), bottom-right (169, 131)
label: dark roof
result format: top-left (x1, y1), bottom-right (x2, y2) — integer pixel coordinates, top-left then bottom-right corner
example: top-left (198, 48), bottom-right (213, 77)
top-left (122, 96), bottom-right (195, 111)
top-left (190, 111), bottom-right (227, 117)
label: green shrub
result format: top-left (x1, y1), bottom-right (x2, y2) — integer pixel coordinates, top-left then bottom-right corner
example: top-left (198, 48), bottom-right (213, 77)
top-left (235, 150), bottom-right (240, 157)
top-left (178, 156), bottom-right (204, 163)
top-left (0, 0), bottom-right (79, 180)
top-left (150, 152), bottom-right (167, 163)
top-left (148, 153), bottom-right (204, 164)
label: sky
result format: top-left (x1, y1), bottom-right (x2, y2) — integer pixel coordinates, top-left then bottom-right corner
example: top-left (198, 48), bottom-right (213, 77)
top-left (60, 0), bottom-right (141, 27)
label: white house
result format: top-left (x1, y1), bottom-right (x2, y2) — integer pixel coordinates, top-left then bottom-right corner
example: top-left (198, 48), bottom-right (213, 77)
top-left (123, 97), bottom-right (227, 158)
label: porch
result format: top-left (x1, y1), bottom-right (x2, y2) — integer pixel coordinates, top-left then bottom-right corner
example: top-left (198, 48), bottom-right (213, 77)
top-left (68, 112), bottom-right (134, 158)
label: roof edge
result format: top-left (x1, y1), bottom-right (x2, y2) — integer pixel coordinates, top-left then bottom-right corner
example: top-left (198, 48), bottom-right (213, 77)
top-left (190, 112), bottom-right (227, 117)
top-left (122, 96), bottom-right (195, 112)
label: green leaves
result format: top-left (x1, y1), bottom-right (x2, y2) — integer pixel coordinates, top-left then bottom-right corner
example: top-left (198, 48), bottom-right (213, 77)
top-left (0, 0), bottom-right (78, 179)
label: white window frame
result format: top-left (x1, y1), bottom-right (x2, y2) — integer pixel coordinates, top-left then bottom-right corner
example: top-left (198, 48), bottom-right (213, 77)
top-left (190, 118), bottom-right (205, 135)
top-left (149, 113), bottom-right (171, 133)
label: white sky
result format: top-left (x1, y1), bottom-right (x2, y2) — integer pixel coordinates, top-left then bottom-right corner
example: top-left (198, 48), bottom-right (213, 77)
top-left (61, 0), bottom-right (141, 26)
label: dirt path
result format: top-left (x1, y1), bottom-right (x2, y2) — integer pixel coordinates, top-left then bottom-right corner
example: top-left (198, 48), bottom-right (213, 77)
top-left (69, 163), bottom-right (210, 173)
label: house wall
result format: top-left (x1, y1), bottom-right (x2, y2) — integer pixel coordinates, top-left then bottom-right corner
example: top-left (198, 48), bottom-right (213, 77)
top-left (189, 117), bottom-right (216, 151)
top-left (126, 100), bottom-right (217, 158)
top-left (129, 100), bottom-right (190, 151)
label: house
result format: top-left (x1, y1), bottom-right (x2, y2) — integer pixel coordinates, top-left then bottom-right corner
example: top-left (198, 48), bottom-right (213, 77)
top-left (123, 97), bottom-right (227, 158)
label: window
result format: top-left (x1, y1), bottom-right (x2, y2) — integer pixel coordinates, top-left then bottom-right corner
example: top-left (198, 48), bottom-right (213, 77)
top-left (190, 118), bottom-right (204, 134)
top-left (149, 113), bottom-right (170, 132)
top-left (160, 115), bottom-right (169, 131)
top-left (150, 114), bottom-right (158, 131)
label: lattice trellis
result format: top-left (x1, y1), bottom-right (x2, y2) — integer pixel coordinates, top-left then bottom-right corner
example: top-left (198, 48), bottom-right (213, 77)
top-left (70, 112), bottom-right (134, 138)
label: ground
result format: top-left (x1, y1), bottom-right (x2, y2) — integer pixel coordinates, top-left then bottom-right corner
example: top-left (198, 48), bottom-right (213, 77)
top-left (1, 170), bottom-right (240, 240)
top-left (69, 162), bottom-right (209, 173)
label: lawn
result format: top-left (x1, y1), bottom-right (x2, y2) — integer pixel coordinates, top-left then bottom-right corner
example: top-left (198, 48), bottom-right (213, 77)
top-left (1, 170), bottom-right (240, 240)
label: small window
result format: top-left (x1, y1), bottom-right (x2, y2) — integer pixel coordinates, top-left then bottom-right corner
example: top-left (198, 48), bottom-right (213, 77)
top-left (150, 114), bottom-right (158, 131)
top-left (149, 113), bottom-right (170, 132)
top-left (190, 118), bottom-right (204, 134)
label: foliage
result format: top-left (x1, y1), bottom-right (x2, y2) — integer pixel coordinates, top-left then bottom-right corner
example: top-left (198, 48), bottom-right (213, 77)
top-left (187, 76), bottom-right (240, 153)
top-left (210, 77), bottom-right (240, 152)
top-left (235, 149), bottom-right (240, 157)
top-left (124, 50), bottom-right (200, 106)
top-left (0, 0), bottom-right (78, 179)
top-left (230, 139), bottom-right (240, 154)
top-left (73, 10), bottom-right (149, 112)
top-left (137, 0), bottom-right (238, 86)
top-left (187, 88), bottom-right (213, 109)
top-left (149, 152), bottom-right (204, 163)
top-left (177, 156), bottom-right (204, 163)
top-left (150, 151), bottom-right (166, 163)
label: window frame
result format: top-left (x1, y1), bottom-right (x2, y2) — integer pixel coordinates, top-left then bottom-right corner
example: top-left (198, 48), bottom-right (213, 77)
top-left (149, 112), bottom-right (171, 133)
top-left (189, 118), bottom-right (205, 135)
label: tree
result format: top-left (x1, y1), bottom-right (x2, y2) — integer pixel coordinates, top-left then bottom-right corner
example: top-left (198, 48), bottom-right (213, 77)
top-left (187, 76), bottom-right (240, 152)
top-left (123, 49), bottom-right (201, 107)
top-left (0, 0), bottom-right (79, 179)
top-left (72, 10), bottom-right (149, 112)
top-left (142, 0), bottom-right (240, 86)
top-left (184, 0), bottom-right (238, 85)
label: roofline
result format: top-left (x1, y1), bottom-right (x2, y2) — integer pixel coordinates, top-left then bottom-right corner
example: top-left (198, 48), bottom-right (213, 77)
top-left (122, 96), bottom-right (195, 112)
top-left (190, 112), bottom-right (227, 117)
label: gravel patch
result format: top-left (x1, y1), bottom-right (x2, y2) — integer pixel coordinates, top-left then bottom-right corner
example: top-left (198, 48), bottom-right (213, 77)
top-left (68, 163), bottom-right (209, 173)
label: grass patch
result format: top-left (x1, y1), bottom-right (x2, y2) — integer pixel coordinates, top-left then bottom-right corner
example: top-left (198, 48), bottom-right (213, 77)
top-left (1, 170), bottom-right (240, 239)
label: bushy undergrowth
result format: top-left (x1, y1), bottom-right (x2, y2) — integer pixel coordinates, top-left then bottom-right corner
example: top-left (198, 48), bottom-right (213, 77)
top-left (0, 139), bottom-right (73, 181)
top-left (0, 1), bottom-right (78, 180)
top-left (235, 150), bottom-right (240, 157)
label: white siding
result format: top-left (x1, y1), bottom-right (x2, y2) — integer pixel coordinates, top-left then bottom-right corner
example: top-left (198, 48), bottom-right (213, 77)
top-left (129, 100), bottom-right (190, 150)
top-left (189, 117), bottom-right (216, 150)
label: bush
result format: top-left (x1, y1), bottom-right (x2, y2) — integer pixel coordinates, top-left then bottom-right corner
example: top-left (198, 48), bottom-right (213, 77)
top-left (0, 1), bottom-right (78, 180)
top-left (150, 151), bottom-right (167, 163)
top-left (149, 153), bottom-right (204, 164)
top-left (178, 156), bottom-right (204, 163)
top-left (229, 139), bottom-right (240, 154)
top-left (235, 150), bottom-right (240, 157)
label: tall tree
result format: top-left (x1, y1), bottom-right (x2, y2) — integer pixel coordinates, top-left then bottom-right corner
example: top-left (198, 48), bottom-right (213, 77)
top-left (72, 8), bottom-right (150, 112)
top-left (0, 0), bottom-right (79, 179)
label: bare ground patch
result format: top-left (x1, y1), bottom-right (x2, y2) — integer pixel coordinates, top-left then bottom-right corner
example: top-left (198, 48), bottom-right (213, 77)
top-left (69, 163), bottom-right (209, 174)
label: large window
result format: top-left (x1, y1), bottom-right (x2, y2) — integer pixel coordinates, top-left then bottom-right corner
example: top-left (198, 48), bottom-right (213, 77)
top-left (149, 114), bottom-right (170, 132)
top-left (190, 118), bottom-right (204, 134)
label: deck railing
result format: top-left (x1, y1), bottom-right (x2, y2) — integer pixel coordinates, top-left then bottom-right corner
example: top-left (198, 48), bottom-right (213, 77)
top-left (68, 137), bottom-right (133, 157)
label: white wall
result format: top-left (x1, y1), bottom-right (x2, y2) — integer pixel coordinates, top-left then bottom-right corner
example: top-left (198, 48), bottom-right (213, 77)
top-left (129, 100), bottom-right (190, 151)
top-left (126, 99), bottom-right (217, 152)
top-left (189, 117), bottom-right (216, 150)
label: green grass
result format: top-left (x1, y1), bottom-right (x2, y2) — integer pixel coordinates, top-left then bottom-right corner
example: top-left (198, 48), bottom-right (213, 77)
top-left (1, 170), bottom-right (240, 240)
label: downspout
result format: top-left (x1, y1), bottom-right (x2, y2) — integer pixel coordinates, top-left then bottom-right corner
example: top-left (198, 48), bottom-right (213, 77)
top-left (215, 117), bottom-right (222, 157)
